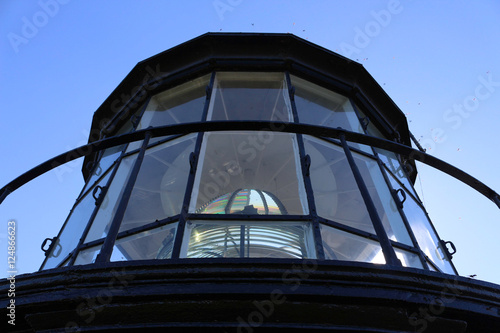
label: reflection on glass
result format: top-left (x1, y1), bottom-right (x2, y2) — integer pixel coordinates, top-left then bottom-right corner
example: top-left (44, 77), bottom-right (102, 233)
top-left (376, 148), bottom-right (418, 199)
top-left (395, 186), bottom-right (455, 274)
top-left (128, 75), bottom-right (209, 151)
top-left (208, 72), bottom-right (292, 122)
top-left (111, 223), bottom-right (178, 261)
top-left (119, 135), bottom-right (195, 232)
top-left (190, 132), bottom-right (308, 215)
top-left (41, 170), bottom-right (112, 270)
top-left (81, 144), bottom-right (124, 197)
top-left (181, 220), bottom-right (315, 259)
top-left (353, 152), bottom-right (412, 245)
top-left (291, 75), bottom-right (360, 130)
top-left (196, 189), bottom-right (286, 215)
top-left (74, 245), bottom-right (101, 265)
top-left (291, 75), bottom-right (369, 153)
top-left (304, 136), bottom-right (375, 233)
top-left (320, 224), bottom-right (384, 263)
top-left (394, 248), bottom-right (423, 269)
top-left (84, 154), bottom-right (138, 242)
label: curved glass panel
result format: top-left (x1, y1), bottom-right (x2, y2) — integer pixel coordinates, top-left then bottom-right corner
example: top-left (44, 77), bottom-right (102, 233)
top-left (111, 223), bottom-right (178, 261)
top-left (207, 72), bottom-right (292, 122)
top-left (291, 75), bottom-right (360, 130)
top-left (401, 193), bottom-right (455, 274)
top-left (139, 74), bottom-right (209, 128)
top-left (385, 171), bottom-right (455, 274)
top-left (81, 144), bottom-right (124, 198)
top-left (353, 152), bottom-right (412, 245)
top-left (127, 74), bottom-right (210, 151)
top-left (74, 244), bottom-right (101, 265)
top-left (181, 220), bottom-right (315, 259)
top-left (394, 247), bottom-right (424, 269)
top-left (84, 154), bottom-right (138, 242)
top-left (190, 131), bottom-right (308, 215)
top-left (320, 224), bottom-right (384, 263)
top-left (377, 149), bottom-right (418, 199)
top-left (119, 135), bottom-right (196, 232)
top-left (41, 170), bottom-right (112, 270)
top-left (304, 136), bottom-right (375, 234)
top-left (384, 171), bottom-right (455, 273)
top-left (291, 75), bottom-right (370, 153)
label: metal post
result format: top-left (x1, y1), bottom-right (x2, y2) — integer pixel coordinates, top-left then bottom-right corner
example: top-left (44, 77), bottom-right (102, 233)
top-left (339, 133), bottom-right (401, 266)
top-left (95, 130), bottom-right (152, 263)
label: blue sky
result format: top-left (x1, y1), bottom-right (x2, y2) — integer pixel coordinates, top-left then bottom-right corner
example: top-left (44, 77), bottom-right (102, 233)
top-left (1, 0), bottom-right (499, 284)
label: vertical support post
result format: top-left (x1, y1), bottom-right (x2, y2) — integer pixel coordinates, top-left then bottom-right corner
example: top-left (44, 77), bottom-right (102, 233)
top-left (285, 71), bottom-right (325, 260)
top-left (171, 72), bottom-right (216, 259)
top-left (375, 158), bottom-right (429, 270)
top-left (95, 130), bottom-right (152, 263)
top-left (339, 133), bottom-right (401, 266)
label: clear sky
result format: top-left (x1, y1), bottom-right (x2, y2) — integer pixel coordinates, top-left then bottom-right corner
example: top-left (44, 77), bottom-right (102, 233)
top-left (1, 0), bottom-right (499, 285)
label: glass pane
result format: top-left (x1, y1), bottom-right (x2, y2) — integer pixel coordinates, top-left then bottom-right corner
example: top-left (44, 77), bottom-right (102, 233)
top-left (84, 154), bottom-right (138, 242)
top-left (394, 248), bottom-right (424, 269)
top-left (119, 135), bottom-right (196, 232)
top-left (189, 132), bottom-right (308, 215)
top-left (139, 74), bottom-right (209, 127)
top-left (291, 75), bottom-right (360, 130)
top-left (320, 224), bottom-right (384, 263)
top-left (377, 148), bottom-right (418, 199)
top-left (181, 220), bottom-right (315, 259)
top-left (111, 223), bottom-right (178, 261)
top-left (208, 72), bottom-right (292, 122)
top-left (128, 74), bottom-right (209, 151)
top-left (41, 170), bottom-right (112, 270)
top-left (74, 245), bottom-right (101, 265)
top-left (304, 136), bottom-right (375, 234)
top-left (291, 75), bottom-right (369, 153)
top-left (353, 152), bottom-right (412, 245)
top-left (81, 144), bottom-right (124, 197)
top-left (427, 260), bottom-right (438, 272)
top-left (398, 190), bottom-right (455, 274)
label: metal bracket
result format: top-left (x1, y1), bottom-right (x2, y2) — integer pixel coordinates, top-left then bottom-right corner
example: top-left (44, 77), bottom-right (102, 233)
top-left (394, 131), bottom-right (401, 143)
top-left (206, 85), bottom-right (212, 99)
top-left (303, 154), bottom-right (311, 176)
top-left (189, 152), bottom-right (197, 174)
top-left (361, 117), bottom-right (370, 131)
top-left (85, 161), bottom-right (96, 172)
top-left (403, 161), bottom-right (414, 175)
top-left (394, 188), bottom-right (406, 209)
top-left (440, 240), bottom-right (457, 259)
top-left (41, 237), bottom-right (61, 257)
top-left (131, 114), bottom-right (141, 128)
top-left (92, 185), bottom-right (105, 206)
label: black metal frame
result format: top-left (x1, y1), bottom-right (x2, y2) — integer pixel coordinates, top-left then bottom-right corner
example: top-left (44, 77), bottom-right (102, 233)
top-left (4, 119), bottom-right (497, 272)
top-left (4, 66), bottom-right (497, 274)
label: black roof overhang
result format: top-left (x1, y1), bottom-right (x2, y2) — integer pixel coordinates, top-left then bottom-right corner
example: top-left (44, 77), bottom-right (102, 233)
top-left (83, 32), bottom-right (412, 177)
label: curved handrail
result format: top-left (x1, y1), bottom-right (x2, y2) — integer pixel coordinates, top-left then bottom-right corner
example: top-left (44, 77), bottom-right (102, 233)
top-left (1, 121), bottom-right (499, 209)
